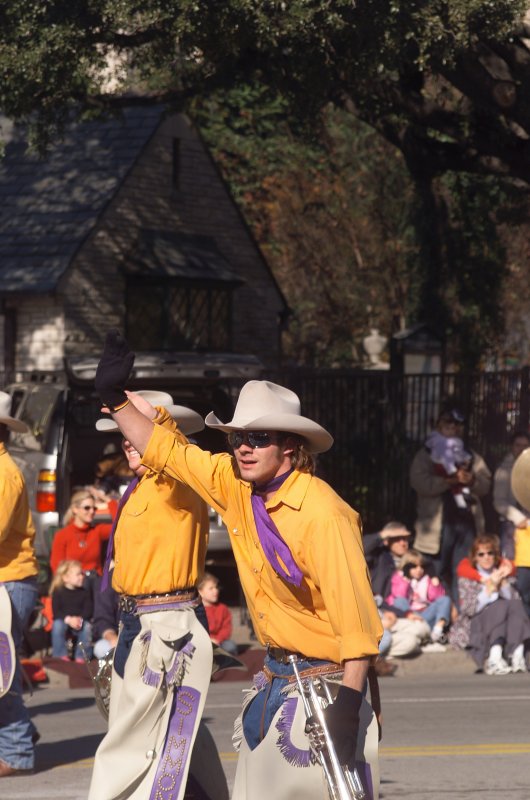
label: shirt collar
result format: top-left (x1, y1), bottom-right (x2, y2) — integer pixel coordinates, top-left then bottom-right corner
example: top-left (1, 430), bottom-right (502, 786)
top-left (265, 469), bottom-right (312, 511)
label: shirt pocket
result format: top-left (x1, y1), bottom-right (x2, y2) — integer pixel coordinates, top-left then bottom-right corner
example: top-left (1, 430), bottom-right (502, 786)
top-left (123, 497), bottom-right (148, 518)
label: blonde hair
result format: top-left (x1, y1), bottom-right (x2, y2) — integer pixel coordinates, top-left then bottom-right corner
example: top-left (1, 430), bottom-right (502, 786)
top-left (50, 560), bottom-right (82, 593)
top-left (399, 549), bottom-right (425, 572)
top-left (63, 489), bottom-right (95, 524)
top-left (198, 571), bottom-right (219, 591)
top-left (288, 438), bottom-right (316, 474)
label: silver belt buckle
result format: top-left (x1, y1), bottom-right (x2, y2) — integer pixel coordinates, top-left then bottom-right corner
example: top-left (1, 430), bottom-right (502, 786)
top-left (120, 595), bottom-right (137, 614)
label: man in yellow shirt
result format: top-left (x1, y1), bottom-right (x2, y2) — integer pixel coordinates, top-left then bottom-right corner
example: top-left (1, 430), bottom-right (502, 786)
top-left (95, 332), bottom-right (383, 800)
top-left (0, 392), bottom-right (39, 777)
top-left (88, 391), bottom-right (227, 800)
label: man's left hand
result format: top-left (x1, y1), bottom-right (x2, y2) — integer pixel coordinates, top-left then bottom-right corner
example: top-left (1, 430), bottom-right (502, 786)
top-left (322, 685), bottom-right (362, 764)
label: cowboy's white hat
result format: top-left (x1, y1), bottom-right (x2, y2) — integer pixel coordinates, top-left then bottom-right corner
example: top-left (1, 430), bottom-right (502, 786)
top-left (205, 380), bottom-right (333, 454)
top-left (0, 391), bottom-right (29, 433)
top-left (511, 447), bottom-right (530, 512)
top-left (0, 585), bottom-right (16, 698)
top-left (95, 390), bottom-right (205, 436)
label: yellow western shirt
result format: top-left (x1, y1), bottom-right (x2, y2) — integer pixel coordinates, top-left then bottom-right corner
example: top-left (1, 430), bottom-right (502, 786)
top-left (0, 444), bottom-right (38, 582)
top-left (143, 412), bottom-right (382, 663)
top-left (112, 416), bottom-right (209, 596)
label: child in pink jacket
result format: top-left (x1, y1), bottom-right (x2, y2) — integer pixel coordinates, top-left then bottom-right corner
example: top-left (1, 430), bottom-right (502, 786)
top-left (386, 550), bottom-right (452, 642)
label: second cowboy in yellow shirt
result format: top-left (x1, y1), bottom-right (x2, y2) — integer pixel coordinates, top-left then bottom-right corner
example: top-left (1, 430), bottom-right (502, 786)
top-left (88, 391), bottom-right (226, 800)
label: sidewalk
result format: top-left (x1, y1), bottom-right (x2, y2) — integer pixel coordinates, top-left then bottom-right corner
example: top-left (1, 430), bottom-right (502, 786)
top-left (37, 606), bottom-right (477, 690)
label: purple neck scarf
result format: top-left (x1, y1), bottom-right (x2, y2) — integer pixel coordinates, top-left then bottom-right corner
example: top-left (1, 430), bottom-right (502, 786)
top-left (100, 477), bottom-right (139, 592)
top-left (250, 468), bottom-right (303, 587)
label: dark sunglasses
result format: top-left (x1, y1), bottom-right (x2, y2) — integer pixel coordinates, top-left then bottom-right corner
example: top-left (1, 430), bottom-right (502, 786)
top-left (476, 550), bottom-right (494, 557)
top-left (79, 505), bottom-right (96, 511)
top-left (227, 431), bottom-right (277, 449)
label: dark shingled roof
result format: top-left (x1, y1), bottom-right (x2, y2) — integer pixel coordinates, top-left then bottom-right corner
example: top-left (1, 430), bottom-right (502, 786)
top-left (0, 107), bottom-right (163, 293)
top-left (123, 230), bottom-right (244, 284)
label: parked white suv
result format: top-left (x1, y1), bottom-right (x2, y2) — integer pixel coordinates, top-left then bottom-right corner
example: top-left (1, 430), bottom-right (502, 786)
top-left (7, 351), bottom-right (263, 561)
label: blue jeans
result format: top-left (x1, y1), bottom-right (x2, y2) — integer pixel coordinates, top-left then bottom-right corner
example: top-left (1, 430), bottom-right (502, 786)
top-left (51, 619), bottom-right (93, 660)
top-left (0, 577), bottom-right (38, 769)
top-left (242, 655), bottom-right (331, 750)
top-left (419, 596), bottom-right (452, 629)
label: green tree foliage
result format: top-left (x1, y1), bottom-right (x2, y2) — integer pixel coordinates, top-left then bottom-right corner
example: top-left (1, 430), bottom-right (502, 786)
top-left (194, 87), bottom-right (418, 365)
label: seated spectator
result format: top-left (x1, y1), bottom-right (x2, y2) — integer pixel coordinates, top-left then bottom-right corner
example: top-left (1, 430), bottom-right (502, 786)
top-left (92, 569), bottom-right (120, 660)
top-left (50, 490), bottom-right (112, 595)
top-left (449, 534), bottom-right (530, 674)
top-left (198, 572), bottom-right (238, 655)
top-left (51, 560), bottom-right (93, 662)
top-left (387, 549), bottom-right (452, 643)
top-left (364, 522), bottom-right (431, 658)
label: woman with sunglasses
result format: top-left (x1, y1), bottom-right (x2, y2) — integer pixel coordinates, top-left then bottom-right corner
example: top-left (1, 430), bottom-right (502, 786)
top-left (449, 534), bottom-right (530, 674)
top-left (49, 489), bottom-right (112, 581)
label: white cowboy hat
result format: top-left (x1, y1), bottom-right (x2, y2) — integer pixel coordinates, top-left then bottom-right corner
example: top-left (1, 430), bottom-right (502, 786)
top-left (0, 391), bottom-right (29, 433)
top-left (511, 446), bottom-right (530, 511)
top-left (95, 390), bottom-right (205, 436)
top-left (205, 380), bottom-right (333, 454)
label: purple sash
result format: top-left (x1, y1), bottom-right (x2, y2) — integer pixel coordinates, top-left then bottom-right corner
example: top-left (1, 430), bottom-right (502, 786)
top-left (0, 631), bottom-right (13, 692)
top-left (148, 685), bottom-right (200, 799)
top-left (250, 469), bottom-right (303, 587)
top-left (100, 477), bottom-right (139, 591)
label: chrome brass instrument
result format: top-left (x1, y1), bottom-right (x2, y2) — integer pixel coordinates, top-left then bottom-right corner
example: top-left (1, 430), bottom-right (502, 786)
top-left (288, 655), bottom-right (366, 800)
top-left (80, 644), bottom-right (114, 720)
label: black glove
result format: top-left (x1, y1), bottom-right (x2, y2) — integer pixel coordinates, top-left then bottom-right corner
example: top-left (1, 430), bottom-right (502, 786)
top-left (95, 330), bottom-right (135, 409)
top-left (323, 685), bottom-right (362, 764)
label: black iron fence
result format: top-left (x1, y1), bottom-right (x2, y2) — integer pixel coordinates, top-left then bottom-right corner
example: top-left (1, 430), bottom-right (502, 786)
top-left (269, 367), bottom-right (530, 532)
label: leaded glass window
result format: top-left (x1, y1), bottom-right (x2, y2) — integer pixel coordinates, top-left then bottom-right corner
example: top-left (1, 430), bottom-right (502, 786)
top-left (126, 280), bottom-right (232, 351)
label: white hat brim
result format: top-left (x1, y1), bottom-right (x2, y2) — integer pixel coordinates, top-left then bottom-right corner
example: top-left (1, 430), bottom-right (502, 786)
top-left (96, 405), bottom-right (205, 437)
top-left (0, 416), bottom-right (29, 433)
top-left (511, 447), bottom-right (530, 512)
top-left (205, 411), bottom-right (333, 454)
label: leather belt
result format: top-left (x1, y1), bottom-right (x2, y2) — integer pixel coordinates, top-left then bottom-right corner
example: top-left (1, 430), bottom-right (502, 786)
top-left (266, 645), bottom-right (309, 665)
top-left (119, 588), bottom-right (197, 614)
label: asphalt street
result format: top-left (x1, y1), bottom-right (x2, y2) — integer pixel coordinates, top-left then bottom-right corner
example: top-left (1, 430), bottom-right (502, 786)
top-left (1, 666), bottom-right (529, 800)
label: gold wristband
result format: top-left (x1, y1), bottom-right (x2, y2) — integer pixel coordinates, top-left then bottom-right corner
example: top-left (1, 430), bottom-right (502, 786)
top-left (106, 398), bottom-right (130, 413)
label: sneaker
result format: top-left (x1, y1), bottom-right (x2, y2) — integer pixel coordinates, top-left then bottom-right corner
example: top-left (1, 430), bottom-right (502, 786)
top-left (484, 657), bottom-right (511, 675)
top-left (421, 642), bottom-right (447, 653)
top-left (511, 651), bottom-right (528, 674)
top-left (430, 625), bottom-right (445, 643)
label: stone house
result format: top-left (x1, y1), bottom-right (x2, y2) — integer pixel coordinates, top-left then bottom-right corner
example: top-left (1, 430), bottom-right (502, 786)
top-left (0, 108), bottom-right (288, 379)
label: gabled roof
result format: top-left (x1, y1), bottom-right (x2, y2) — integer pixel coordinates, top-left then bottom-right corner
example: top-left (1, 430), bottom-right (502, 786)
top-left (0, 107), bottom-right (162, 293)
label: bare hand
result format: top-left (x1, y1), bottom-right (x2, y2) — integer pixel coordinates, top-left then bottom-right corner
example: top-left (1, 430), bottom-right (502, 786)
top-left (382, 610), bottom-right (397, 628)
top-left (456, 468), bottom-right (474, 486)
top-left (406, 612), bottom-right (424, 622)
top-left (125, 391), bottom-right (158, 421)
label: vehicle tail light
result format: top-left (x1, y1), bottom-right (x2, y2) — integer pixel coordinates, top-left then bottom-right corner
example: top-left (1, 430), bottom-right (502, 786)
top-left (36, 469), bottom-right (57, 512)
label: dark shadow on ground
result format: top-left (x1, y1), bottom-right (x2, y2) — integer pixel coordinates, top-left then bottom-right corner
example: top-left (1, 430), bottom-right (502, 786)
top-left (34, 734), bottom-right (103, 771)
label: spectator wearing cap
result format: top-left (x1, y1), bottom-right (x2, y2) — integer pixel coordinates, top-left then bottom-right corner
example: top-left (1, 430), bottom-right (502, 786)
top-left (364, 522), bottom-right (431, 660)
top-left (410, 407), bottom-right (491, 602)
